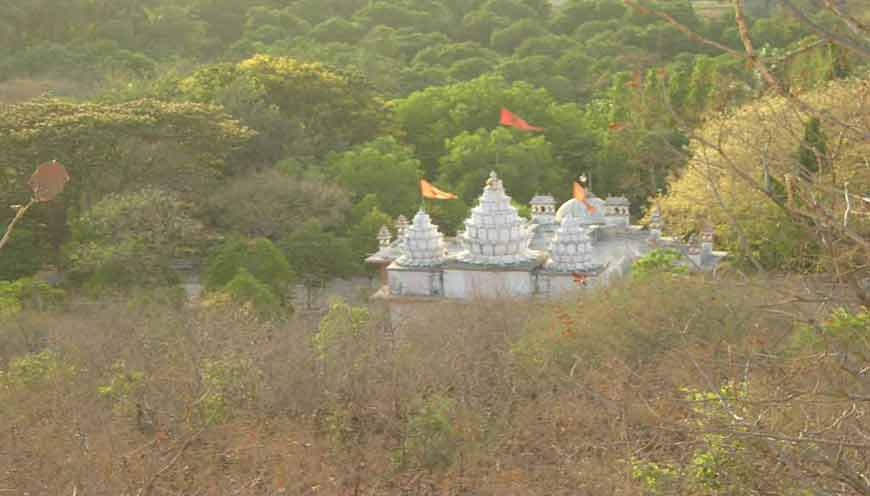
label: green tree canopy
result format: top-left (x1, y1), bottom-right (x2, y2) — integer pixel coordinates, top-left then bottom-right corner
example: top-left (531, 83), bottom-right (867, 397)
top-left (328, 136), bottom-right (423, 218)
top-left (490, 19), bottom-right (548, 53)
top-left (221, 267), bottom-right (283, 317)
top-left (349, 207), bottom-right (395, 265)
top-left (65, 188), bottom-right (205, 288)
top-left (204, 237), bottom-right (293, 300)
top-left (0, 222), bottom-right (46, 281)
top-left (658, 79), bottom-right (868, 270)
top-left (170, 54), bottom-right (390, 157)
top-left (279, 221), bottom-right (356, 307)
top-left (0, 98), bottom-right (254, 208)
top-left (202, 169), bottom-right (350, 240)
top-left (393, 74), bottom-right (599, 178)
top-left (439, 127), bottom-right (564, 203)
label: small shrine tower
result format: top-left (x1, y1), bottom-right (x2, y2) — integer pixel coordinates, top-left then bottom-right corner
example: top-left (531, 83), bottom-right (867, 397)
top-left (529, 195), bottom-right (557, 223)
top-left (604, 196), bottom-right (631, 227)
top-left (388, 209), bottom-right (447, 297)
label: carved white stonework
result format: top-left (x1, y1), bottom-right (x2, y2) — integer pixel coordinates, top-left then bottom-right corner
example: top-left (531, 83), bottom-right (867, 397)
top-left (368, 174), bottom-right (725, 302)
top-left (455, 171), bottom-right (539, 265)
top-left (604, 196), bottom-right (631, 227)
top-left (701, 221), bottom-right (714, 258)
top-left (545, 214), bottom-right (596, 272)
top-left (649, 204), bottom-right (663, 240)
top-left (377, 225), bottom-right (392, 248)
top-left (395, 215), bottom-right (410, 239)
top-left (395, 209), bottom-right (446, 267)
top-left (530, 195), bottom-right (557, 225)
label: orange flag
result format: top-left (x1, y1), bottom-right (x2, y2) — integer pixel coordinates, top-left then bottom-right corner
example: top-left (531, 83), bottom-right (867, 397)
top-left (420, 179), bottom-right (458, 200)
top-left (573, 181), bottom-right (597, 213)
top-left (499, 108), bottom-right (544, 132)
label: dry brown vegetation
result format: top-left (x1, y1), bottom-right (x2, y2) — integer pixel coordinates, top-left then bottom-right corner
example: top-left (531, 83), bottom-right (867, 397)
top-left (1, 274), bottom-right (867, 495)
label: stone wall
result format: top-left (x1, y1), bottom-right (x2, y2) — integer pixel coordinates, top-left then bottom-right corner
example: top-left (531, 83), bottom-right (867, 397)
top-left (443, 268), bottom-right (535, 299)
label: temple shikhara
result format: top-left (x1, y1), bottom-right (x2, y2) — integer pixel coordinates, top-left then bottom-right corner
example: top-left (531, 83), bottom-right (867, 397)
top-left (366, 171), bottom-right (723, 302)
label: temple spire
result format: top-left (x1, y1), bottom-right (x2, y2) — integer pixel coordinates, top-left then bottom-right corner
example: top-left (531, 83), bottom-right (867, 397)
top-left (395, 215), bottom-right (410, 239)
top-left (546, 214), bottom-right (596, 272)
top-left (456, 171), bottom-right (538, 265)
top-left (395, 209), bottom-right (446, 267)
top-left (377, 225), bottom-right (392, 248)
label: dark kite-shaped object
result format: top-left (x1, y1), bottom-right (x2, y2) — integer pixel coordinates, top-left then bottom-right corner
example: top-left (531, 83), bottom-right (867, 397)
top-left (29, 160), bottom-right (70, 202)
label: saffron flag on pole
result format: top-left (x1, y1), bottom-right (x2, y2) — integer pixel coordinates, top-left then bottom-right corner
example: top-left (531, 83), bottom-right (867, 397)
top-left (499, 108), bottom-right (544, 132)
top-left (573, 181), bottom-right (597, 213)
top-left (420, 179), bottom-right (458, 200)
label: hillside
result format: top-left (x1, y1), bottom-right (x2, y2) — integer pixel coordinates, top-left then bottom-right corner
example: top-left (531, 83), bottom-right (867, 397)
top-left (1, 0), bottom-right (868, 494)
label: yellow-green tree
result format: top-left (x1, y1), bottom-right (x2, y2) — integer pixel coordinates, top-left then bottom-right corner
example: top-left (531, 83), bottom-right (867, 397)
top-left (172, 54), bottom-right (391, 157)
top-left (658, 79), bottom-right (869, 271)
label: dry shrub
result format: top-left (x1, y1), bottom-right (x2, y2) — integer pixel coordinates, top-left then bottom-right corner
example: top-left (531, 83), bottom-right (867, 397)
top-left (0, 276), bottom-right (867, 494)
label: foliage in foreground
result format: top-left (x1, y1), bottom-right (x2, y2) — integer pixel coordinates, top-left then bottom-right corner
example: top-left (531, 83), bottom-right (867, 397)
top-left (1, 274), bottom-right (866, 494)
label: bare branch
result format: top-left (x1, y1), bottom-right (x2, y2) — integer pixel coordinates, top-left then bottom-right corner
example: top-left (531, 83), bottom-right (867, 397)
top-left (623, 0), bottom-right (870, 142)
top-left (821, 0), bottom-right (869, 38)
top-left (778, 0), bottom-right (870, 59)
top-left (0, 198), bottom-right (35, 252)
top-left (622, 0), bottom-right (746, 58)
top-left (140, 428), bottom-right (205, 496)
top-left (774, 38), bottom-right (830, 64)
top-left (844, 182), bottom-right (851, 228)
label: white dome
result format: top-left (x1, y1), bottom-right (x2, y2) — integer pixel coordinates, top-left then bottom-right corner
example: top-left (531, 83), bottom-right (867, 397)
top-left (555, 197), bottom-right (606, 225)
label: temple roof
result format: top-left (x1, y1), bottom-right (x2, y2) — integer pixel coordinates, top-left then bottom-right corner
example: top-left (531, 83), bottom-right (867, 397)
top-left (605, 196), bottom-right (630, 206)
top-left (530, 194), bottom-right (556, 206)
top-left (365, 244), bottom-right (403, 264)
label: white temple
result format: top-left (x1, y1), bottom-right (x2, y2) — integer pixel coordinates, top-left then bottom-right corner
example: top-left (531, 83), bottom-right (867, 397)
top-left (366, 172), bottom-right (724, 302)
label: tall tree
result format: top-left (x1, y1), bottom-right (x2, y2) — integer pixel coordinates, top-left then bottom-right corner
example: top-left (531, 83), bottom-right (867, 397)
top-left (65, 188), bottom-right (205, 288)
top-left (171, 55), bottom-right (391, 158)
top-left (329, 137), bottom-right (423, 218)
top-left (439, 127), bottom-right (564, 203)
top-left (797, 116), bottom-right (828, 178)
top-left (0, 98), bottom-right (253, 247)
top-left (280, 221), bottom-right (356, 308)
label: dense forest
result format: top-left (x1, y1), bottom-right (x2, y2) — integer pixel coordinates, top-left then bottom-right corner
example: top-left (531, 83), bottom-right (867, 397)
top-left (1, 0), bottom-right (869, 494)
top-left (2, 0), bottom-right (864, 292)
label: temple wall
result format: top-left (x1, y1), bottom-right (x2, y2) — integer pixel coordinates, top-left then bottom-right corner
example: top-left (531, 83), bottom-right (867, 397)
top-left (537, 273), bottom-right (579, 296)
top-left (443, 269), bottom-right (534, 299)
top-left (604, 215), bottom-right (630, 228)
top-left (389, 269), bottom-right (441, 297)
top-left (588, 237), bottom-right (648, 269)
